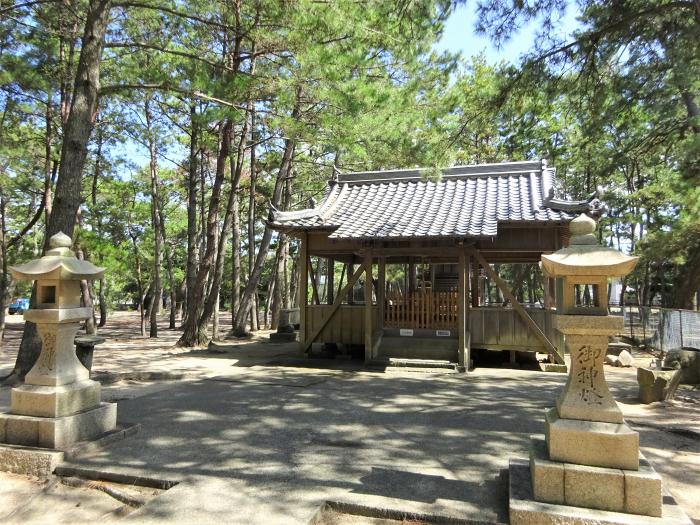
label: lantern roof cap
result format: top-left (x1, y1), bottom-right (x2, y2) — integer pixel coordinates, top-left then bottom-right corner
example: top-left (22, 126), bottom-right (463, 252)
top-left (9, 232), bottom-right (105, 281)
top-left (541, 214), bottom-right (638, 277)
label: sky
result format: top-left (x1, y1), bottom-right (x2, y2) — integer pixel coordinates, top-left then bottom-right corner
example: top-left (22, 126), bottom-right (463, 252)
top-left (434, 3), bottom-right (537, 64)
top-left (435, 3), bottom-right (581, 64)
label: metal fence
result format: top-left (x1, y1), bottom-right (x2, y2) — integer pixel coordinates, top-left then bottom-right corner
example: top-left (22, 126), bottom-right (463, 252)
top-left (609, 306), bottom-right (700, 352)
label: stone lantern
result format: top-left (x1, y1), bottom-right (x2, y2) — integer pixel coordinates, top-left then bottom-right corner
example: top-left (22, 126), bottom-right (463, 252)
top-left (509, 215), bottom-right (691, 524)
top-left (0, 232), bottom-right (117, 451)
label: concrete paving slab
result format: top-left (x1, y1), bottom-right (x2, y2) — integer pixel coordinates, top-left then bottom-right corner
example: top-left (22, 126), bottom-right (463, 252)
top-left (57, 369), bottom-right (564, 524)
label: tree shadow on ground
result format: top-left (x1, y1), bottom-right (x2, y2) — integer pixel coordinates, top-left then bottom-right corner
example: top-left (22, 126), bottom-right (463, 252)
top-left (60, 366), bottom-right (568, 523)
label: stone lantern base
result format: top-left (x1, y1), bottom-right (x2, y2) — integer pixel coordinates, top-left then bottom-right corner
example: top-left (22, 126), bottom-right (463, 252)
top-left (509, 455), bottom-right (692, 525)
top-left (0, 376), bottom-right (117, 449)
top-left (508, 416), bottom-right (692, 525)
top-left (0, 401), bottom-right (117, 450)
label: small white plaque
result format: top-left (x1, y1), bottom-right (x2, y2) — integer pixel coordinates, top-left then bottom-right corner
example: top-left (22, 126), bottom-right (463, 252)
top-left (399, 329), bottom-right (414, 337)
top-left (436, 330), bottom-right (451, 337)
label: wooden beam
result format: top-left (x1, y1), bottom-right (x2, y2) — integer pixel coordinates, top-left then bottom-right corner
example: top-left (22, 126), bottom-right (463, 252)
top-left (472, 250), bottom-right (563, 364)
top-left (464, 247), bottom-right (471, 369)
top-left (364, 251), bottom-right (373, 362)
top-left (458, 249), bottom-right (467, 369)
top-left (298, 233), bottom-right (308, 353)
top-left (301, 263), bottom-right (367, 353)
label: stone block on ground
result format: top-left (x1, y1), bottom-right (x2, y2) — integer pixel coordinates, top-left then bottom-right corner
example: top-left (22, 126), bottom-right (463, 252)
top-left (606, 355), bottom-right (621, 366)
top-left (607, 342), bottom-right (632, 356)
top-left (637, 367), bottom-right (682, 404)
top-left (617, 350), bottom-right (634, 367)
top-left (0, 444), bottom-right (64, 477)
top-left (541, 363), bottom-right (567, 373)
top-left (545, 408), bottom-right (639, 471)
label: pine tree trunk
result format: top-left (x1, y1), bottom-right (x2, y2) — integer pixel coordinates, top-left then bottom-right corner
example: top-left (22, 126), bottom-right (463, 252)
top-left (232, 184), bottom-right (241, 319)
top-left (672, 241), bottom-right (700, 309)
top-left (98, 277), bottom-right (107, 327)
top-left (231, 89), bottom-right (302, 336)
top-left (232, 133), bottom-right (297, 335)
top-left (156, 194), bottom-right (177, 330)
top-left (11, 0), bottom-right (112, 380)
top-left (76, 247), bottom-right (97, 335)
top-left (229, 99), bottom-right (253, 330)
top-left (185, 104), bottom-right (199, 321)
top-left (212, 225), bottom-right (220, 341)
top-left (288, 248), bottom-right (298, 310)
top-left (247, 125), bottom-right (258, 332)
top-left (196, 107), bottom-right (251, 340)
top-left (0, 186), bottom-right (7, 343)
top-left (178, 120), bottom-right (233, 346)
top-left (145, 94), bottom-right (162, 337)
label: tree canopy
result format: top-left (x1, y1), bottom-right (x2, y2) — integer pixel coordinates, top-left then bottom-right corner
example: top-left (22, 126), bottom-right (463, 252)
top-left (0, 0), bottom-right (697, 375)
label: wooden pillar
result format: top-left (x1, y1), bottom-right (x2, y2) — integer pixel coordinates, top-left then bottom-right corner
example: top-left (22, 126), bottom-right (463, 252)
top-left (471, 257), bottom-right (479, 308)
top-left (298, 233), bottom-right (308, 353)
top-left (347, 258), bottom-right (355, 304)
top-left (465, 250), bottom-right (471, 336)
top-left (327, 257), bottom-right (334, 305)
top-left (378, 257), bottom-right (386, 331)
top-left (364, 251), bottom-right (373, 362)
top-left (458, 249), bottom-right (467, 369)
top-left (544, 277), bottom-right (556, 309)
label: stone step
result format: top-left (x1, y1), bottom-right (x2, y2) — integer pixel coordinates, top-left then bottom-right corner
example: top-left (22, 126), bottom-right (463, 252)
top-left (378, 335), bottom-right (457, 361)
top-left (369, 358), bottom-right (458, 370)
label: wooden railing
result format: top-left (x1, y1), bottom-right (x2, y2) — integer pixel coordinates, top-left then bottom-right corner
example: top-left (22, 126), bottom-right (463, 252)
top-left (384, 290), bottom-right (458, 330)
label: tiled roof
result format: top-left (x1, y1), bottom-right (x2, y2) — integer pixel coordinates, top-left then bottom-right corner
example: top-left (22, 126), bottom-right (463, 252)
top-left (270, 160), bottom-right (593, 240)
